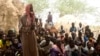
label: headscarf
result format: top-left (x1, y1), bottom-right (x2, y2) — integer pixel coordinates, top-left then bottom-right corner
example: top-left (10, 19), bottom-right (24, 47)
top-left (25, 4), bottom-right (35, 26)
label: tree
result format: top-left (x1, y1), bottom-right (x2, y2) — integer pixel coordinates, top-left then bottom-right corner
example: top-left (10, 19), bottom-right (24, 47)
top-left (55, 0), bottom-right (95, 16)
top-left (26, 0), bottom-right (48, 13)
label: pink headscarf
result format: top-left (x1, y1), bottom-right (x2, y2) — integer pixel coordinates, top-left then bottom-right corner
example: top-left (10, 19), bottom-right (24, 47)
top-left (25, 4), bottom-right (35, 26)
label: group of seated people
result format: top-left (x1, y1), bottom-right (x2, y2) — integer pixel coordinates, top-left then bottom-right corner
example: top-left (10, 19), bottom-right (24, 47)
top-left (0, 29), bottom-right (22, 56)
top-left (0, 18), bottom-right (100, 56)
top-left (39, 21), bottom-right (100, 56)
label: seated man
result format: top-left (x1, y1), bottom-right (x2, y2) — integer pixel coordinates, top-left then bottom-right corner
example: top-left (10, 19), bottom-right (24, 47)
top-left (65, 40), bottom-right (79, 56)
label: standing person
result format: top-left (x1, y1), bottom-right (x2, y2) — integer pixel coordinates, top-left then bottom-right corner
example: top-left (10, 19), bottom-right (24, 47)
top-left (47, 12), bottom-right (53, 26)
top-left (85, 25), bottom-right (91, 38)
top-left (19, 4), bottom-right (38, 56)
top-left (84, 26), bottom-right (91, 44)
top-left (59, 25), bottom-right (65, 35)
top-left (78, 23), bottom-right (84, 35)
top-left (70, 23), bottom-right (77, 33)
top-left (70, 23), bottom-right (77, 40)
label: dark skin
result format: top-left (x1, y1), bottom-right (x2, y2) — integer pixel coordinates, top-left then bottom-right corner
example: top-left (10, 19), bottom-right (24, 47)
top-left (39, 19), bottom-right (42, 27)
top-left (90, 32), bottom-right (94, 37)
top-left (64, 33), bottom-right (69, 45)
top-left (69, 40), bottom-right (75, 48)
top-left (65, 33), bottom-right (68, 38)
top-left (92, 43), bottom-right (100, 56)
top-left (30, 4), bottom-right (33, 13)
top-left (61, 25), bottom-right (63, 30)
top-left (79, 23), bottom-right (82, 28)
top-left (70, 22), bottom-right (76, 33)
top-left (40, 36), bottom-right (50, 47)
top-left (65, 40), bottom-right (75, 55)
top-left (77, 32), bottom-right (83, 46)
top-left (56, 40), bottom-right (63, 54)
top-left (72, 33), bottom-right (76, 40)
top-left (85, 26), bottom-right (91, 33)
top-left (0, 30), bottom-right (4, 39)
top-left (97, 34), bottom-right (100, 44)
top-left (85, 26), bottom-right (91, 38)
top-left (96, 44), bottom-right (100, 54)
top-left (49, 12), bottom-right (51, 15)
top-left (72, 23), bottom-right (75, 28)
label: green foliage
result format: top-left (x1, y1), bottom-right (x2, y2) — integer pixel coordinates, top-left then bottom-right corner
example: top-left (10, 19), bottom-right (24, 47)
top-left (56, 0), bottom-right (95, 16)
top-left (26, 0), bottom-right (48, 13)
top-left (25, 0), bottom-right (95, 15)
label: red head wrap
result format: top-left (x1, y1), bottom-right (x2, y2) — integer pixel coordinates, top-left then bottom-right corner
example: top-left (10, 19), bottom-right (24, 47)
top-left (25, 4), bottom-right (35, 26)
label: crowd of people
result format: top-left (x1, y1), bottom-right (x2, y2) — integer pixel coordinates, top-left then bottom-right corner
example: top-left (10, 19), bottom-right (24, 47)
top-left (0, 29), bottom-right (22, 56)
top-left (0, 4), bottom-right (100, 56)
top-left (38, 21), bottom-right (100, 56)
top-left (0, 18), bottom-right (100, 56)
